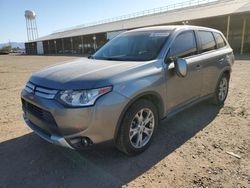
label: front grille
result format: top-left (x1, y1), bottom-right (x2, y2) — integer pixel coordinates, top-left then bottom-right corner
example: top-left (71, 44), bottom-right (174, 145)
top-left (24, 82), bottom-right (58, 99)
top-left (22, 99), bottom-right (57, 126)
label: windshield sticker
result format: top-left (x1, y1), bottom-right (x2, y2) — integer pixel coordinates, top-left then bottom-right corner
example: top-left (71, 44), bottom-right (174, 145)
top-left (150, 33), bottom-right (170, 37)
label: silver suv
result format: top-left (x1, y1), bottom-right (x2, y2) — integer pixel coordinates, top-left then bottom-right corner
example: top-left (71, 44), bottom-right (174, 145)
top-left (21, 25), bottom-right (234, 155)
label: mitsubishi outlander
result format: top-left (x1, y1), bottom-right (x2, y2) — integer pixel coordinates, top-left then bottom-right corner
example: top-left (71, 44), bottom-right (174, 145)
top-left (21, 25), bottom-right (234, 155)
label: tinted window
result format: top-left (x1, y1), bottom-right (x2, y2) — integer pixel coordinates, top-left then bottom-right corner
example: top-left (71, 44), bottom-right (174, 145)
top-left (213, 32), bottom-right (226, 48)
top-left (169, 31), bottom-right (197, 58)
top-left (92, 31), bottom-right (170, 61)
top-left (199, 31), bottom-right (216, 52)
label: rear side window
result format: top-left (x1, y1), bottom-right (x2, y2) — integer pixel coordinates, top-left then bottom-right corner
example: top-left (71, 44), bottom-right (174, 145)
top-left (213, 32), bottom-right (227, 48)
top-left (198, 31), bottom-right (216, 53)
top-left (169, 31), bottom-right (197, 58)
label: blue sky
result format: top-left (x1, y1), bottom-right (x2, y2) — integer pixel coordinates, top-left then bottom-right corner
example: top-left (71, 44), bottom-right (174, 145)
top-left (0, 0), bottom-right (185, 43)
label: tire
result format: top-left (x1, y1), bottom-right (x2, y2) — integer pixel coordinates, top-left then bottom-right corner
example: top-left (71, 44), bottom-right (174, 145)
top-left (211, 73), bottom-right (229, 106)
top-left (115, 99), bottom-right (158, 155)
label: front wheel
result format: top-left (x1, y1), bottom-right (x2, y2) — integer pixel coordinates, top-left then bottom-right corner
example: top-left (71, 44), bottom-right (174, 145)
top-left (115, 99), bottom-right (158, 155)
top-left (211, 73), bottom-right (229, 105)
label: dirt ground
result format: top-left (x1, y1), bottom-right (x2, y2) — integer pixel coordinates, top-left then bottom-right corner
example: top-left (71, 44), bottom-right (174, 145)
top-left (0, 55), bottom-right (249, 188)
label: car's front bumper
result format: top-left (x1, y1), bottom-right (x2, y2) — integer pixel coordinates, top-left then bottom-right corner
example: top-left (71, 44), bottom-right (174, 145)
top-left (21, 89), bottom-right (129, 149)
top-left (23, 115), bottom-right (74, 149)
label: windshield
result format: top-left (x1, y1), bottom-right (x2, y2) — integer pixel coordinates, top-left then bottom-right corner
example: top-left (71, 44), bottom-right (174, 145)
top-left (92, 30), bottom-right (171, 61)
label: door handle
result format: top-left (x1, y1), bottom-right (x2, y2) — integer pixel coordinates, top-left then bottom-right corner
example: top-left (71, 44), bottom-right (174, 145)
top-left (196, 64), bottom-right (202, 70)
top-left (219, 58), bottom-right (225, 63)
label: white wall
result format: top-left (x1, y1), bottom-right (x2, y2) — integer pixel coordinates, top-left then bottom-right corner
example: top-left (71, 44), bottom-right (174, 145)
top-left (36, 41), bottom-right (44, 54)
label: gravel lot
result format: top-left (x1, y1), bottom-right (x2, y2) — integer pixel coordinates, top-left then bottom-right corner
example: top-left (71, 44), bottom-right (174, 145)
top-left (0, 55), bottom-right (249, 188)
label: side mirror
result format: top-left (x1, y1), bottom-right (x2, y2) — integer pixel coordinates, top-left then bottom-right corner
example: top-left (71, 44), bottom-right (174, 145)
top-left (174, 58), bottom-right (188, 77)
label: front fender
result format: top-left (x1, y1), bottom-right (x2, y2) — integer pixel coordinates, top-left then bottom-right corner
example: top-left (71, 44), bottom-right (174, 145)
top-left (112, 71), bottom-right (167, 141)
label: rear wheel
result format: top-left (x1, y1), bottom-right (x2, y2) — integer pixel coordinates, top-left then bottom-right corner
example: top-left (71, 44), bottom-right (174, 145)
top-left (115, 99), bottom-right (158, 155)
top-left (211, 73), bottom-right (229, 105)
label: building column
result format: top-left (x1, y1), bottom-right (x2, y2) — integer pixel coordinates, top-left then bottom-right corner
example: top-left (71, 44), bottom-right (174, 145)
top-left (32, 43), bottom-right (35, 54)
top-left (226, 15), bottom-right (230, 40)
top-left (54, 40), bottom-right (57, 54)
top-left (93, 35), bottom-right (97, 51)
top-left (70, 37), bottom-right (73, 54)
top-left (48, 41), bottom-right (50, 54)
top-left (81, 36), bottom-right (84, 54)
top-left (240, 17), bottom-right (246, 55)
top-left (62, 38), bottom-right (64, 54)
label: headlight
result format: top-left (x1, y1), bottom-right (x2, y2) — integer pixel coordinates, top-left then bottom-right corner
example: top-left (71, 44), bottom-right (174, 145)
top-left (58, 86), bottom-right (112, 107)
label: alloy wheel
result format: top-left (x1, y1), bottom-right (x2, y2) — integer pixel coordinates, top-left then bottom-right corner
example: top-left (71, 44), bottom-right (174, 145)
top-left (129, 108), bottom-right (155, 149)
top-left (218, 77), bottom-right (228, 101)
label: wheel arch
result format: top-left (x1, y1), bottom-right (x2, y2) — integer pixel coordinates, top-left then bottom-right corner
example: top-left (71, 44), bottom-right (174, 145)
top-left (114, 91), bottom-right (165, 141)
top-left (213, 67), bottom-right (231, 93)
top-left (223, 69), bottom-right (231, 79)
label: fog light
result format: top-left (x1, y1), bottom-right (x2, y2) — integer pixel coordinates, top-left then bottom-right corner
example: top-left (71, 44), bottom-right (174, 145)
top-left (81, 138), bottom-right (88, 146)
top-left (69, 137), bottom-right (93, 149)
top-left (81, 137), bottom-right (93, 147)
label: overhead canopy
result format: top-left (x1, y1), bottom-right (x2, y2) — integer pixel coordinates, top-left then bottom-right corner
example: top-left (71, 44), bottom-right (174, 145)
top-left (32, 0), bottom-right (250, 42)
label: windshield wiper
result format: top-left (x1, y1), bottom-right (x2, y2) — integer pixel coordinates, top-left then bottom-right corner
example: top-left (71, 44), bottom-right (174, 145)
top-left (88, 55), bottom-right (94, 59)
top-left (105, 57), bottom-right (121, 61)
top-left (94, 57), bottom-right (124, 61)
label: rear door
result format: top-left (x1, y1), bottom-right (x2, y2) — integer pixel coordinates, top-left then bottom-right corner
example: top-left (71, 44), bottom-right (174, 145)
top-left (165, 30), bottom-right (203, 112)
top-left (196, 30), bottom-right (228, 96)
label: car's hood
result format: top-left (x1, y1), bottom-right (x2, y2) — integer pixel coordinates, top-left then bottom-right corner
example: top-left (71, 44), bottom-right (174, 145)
top-left (30, 58), bottom-right (147, 90)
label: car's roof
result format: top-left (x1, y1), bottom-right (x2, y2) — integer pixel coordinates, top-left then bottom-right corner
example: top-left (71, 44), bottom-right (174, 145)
top-left (127, 25), bottom-right (220, 33)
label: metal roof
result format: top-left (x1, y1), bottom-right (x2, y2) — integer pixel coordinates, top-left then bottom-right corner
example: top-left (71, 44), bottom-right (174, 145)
top-left (32, 0), bottom-right (250, 42)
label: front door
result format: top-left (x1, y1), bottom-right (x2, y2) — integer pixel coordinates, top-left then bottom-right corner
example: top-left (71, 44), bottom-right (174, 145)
top-left (165, 30), bottom-right (202, 112)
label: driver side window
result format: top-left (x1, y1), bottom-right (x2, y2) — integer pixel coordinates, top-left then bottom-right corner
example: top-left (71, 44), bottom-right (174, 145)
top-left (169, 31), bottom-right (198, 59)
